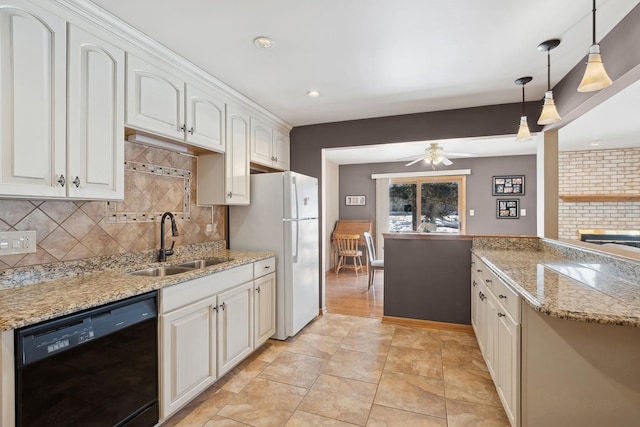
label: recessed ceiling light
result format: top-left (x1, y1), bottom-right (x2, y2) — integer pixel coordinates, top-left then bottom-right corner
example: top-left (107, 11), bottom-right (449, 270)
top-left (306, 90), bottom-right (320, 98)
top-left (590, 140), bottom-right (601, 146)
top-left (253, 36), bottom-right (273, 48)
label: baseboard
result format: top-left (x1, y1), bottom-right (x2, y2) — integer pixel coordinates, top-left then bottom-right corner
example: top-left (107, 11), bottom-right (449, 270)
top-left (319, 306), bottom-right (327, 316)
top-left (382, 316), bottom-right (473, 332)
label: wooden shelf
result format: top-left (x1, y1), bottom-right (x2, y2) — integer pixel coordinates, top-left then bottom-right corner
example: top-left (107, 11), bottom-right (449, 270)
top-left (559, 194), bottom-right (640, 202)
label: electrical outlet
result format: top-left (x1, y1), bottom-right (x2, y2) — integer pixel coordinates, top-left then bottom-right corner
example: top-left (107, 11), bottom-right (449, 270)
top-left (469, 209), bottom-right (475, 216)
top-left (521, 209), bottom-right (527, 216)
top-left (0, 231), bottom-right (36, 255)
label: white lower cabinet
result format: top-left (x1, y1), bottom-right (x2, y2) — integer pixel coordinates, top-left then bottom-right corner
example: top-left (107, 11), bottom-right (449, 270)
top-left (217, 281), bottom-right (254, 376)
top-left (160, 295), bottom-right (217, 418)
top-left (159, 259), bottom-right (275, 421)
top-left (471, 255), bottom-right (521, 427)
top-left (254, 272), bottom-right (276, 347)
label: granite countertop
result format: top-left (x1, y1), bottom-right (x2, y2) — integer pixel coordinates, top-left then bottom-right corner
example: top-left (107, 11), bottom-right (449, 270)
top-left (472, 238), bottom-right (640, 327)
top-left (0, 245), bottom-right (274, 331)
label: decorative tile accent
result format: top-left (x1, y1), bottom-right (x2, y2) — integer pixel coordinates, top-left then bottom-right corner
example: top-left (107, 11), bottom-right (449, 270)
top-left (0, 141), bottom-right (225, 270)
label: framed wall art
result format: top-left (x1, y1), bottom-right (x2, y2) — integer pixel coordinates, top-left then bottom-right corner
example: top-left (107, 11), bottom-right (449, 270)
top-left (497, 199), bottom-right (519, 219)
top-left (345, 195), bottom-right (366, 206)
top-left (492, 175), bottom-right (525, 195)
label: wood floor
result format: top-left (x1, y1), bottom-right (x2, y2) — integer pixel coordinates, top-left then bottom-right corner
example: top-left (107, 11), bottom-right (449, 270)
top-left (325, 268), bottom-right (383, 318)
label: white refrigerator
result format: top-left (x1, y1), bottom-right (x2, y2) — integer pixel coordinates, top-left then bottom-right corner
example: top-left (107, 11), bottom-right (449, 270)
top-left (229, 171), bottom-right (319, 340)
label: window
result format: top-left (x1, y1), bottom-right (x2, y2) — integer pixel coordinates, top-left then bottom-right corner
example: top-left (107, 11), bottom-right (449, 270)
top-left (389, 176), bottom-right (466, 233)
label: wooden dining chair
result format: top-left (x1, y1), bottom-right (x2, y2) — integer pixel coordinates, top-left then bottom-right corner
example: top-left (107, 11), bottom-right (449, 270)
top-left (334, 234), bottom-right (364, 275)
top-left (363, 232), bottom-right (384, 289)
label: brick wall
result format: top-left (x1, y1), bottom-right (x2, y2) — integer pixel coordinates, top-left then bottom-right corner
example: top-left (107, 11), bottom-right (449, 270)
top-left (558, 147), bottom-right (640, 240)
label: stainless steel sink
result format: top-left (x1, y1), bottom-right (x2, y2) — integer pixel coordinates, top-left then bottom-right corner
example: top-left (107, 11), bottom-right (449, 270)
top-left (128, 266), bottom-right (195, 277)
top-left (176, 258), bottom-right (232, 269)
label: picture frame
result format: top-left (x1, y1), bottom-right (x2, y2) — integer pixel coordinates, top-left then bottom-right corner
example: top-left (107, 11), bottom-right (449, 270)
top-left (345, 195), bottom-right (366, 206)
top-left (492, 175), bottom-right (525, 196)
top-left (497, 199), bottom-right (520, 219)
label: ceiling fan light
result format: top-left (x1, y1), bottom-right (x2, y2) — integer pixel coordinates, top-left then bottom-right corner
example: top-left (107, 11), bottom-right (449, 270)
top-left (537, 91), bottom-right (561, 125)
top-left (515, 116), bottom-right (532, 141)
top-left (433, 156), bottom-right (443, 165)
top-left (578, 44), bottom-right (613, 92)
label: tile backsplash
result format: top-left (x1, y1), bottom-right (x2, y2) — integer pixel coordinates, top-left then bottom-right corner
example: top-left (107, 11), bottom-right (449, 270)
top-left (0, 142), bottom-right (225, 270)
top-left (558, 147), bottom-right (640, 240)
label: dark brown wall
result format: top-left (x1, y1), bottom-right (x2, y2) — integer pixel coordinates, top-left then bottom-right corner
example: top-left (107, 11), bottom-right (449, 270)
top-left (339, 155), bottom-right (537, 235)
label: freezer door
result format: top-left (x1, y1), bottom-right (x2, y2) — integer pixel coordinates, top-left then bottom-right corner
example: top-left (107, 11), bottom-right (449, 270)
top-left (284, 218), bottom-right (319, 336)
top-left (284, 172), bottom-right (318, 220)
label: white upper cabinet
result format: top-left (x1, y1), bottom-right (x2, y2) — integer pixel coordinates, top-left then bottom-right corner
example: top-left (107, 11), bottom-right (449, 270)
top-left (250, 116), bottom-right (290, 171)
top-left (67, 24), bottom-right (124, 200)
top-left (185, 84), bottom-right (226, 152)
top-left (225, 103), bottom-right (251, 204)
top-left (126, 54), bottom-right (226, 153)
top-left (126, 54), bottom-right (185, 141)
top-left (0, 0), bottom-right (66, 198)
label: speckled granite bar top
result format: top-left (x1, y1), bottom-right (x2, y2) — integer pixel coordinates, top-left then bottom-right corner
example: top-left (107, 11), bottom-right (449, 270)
top-left (473, 237), bottom-right (640, 327)
top-left (0, 243), bottom-right (274, 331)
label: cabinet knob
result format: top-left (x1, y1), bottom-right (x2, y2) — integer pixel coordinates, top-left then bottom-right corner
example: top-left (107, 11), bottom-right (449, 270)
top-left (221, 302), bottom-right (226, 311)
top-left (227, 192), bottom-right (232, 199)
top-left (264, 265), bottom-right (271, 269)
top-left (213, 305), bottom-right (219, 312)
top-left (498, 313), bottom-right (506, 317)
top-left (73, 176), bottom-right (80, 188)
top-left (485, 279), bottom-right (492, 284)
top-left (479, 292), bottom-right (485, 301)
top-left (57, 174), bottom-right (66, 187)
top-left (256, 286), bottom-right (261, 293)
top-left (499, 294), bottom-right (507, 299)
top-left (180, 124), bottom-right (186, 133)
top-left (472, 280), bottom-right (477, 287)
top-left (477, 269), bottom-right (483, 273)
top-left (188, 127), bottom-right (194, 135)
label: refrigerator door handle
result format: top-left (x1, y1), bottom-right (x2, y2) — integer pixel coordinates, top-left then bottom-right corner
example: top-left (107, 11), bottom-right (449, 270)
top-left (292, 220), bottom-right (298, 264)
top-left (291, 176), bottom-right (299, 220)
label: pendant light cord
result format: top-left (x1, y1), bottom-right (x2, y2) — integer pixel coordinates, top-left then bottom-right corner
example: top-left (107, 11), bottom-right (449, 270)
top-left (547, 51), bottom-right (551, 91)
top-left (592, 0), bottom-right (596, 45)
top-left (521, 85), bottom-right (525, 116)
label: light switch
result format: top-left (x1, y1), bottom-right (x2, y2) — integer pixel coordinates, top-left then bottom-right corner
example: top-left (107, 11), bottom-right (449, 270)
top-left (521, 209), bottom-right (527, 216)
top-left (469, 209), bottom-right (475, 216)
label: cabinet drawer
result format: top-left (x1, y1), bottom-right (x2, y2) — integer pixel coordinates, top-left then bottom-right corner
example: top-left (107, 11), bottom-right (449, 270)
top-left (254, 257), bottom-right (275, 278)
top-left (161, 264), bottom-right (253, 313)
top-left (494, 277), bottom-right (520, 322)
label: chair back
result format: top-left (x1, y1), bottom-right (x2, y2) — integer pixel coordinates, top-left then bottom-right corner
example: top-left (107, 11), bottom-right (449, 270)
top-left (335, 234), bottom-right (360, 254)
top-left (363, 232), bottom-right (376, 263)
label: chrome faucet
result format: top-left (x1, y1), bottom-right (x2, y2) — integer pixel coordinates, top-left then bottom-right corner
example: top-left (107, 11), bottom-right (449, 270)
top-left (158, 212), bottom-right (179, 262)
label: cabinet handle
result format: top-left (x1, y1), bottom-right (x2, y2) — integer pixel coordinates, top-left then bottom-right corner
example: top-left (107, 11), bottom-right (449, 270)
top-left (476, 269), bottom-right (483, 273)
top-left (472, 280), bottom-right (477, 287)
top-left (188, 127), bottom-right (194, 135)
top-left (57, 174), bottom-right (66, 187)
top-left (73, 176), bottom-right (80, 188)
top-left (479, 292), bottom-right (485, 301)
top-left (227, 192), bottom-right (232, 199)
top-left (498, 313), bottom-right (506, 317)
top-left (485, 279), bottom-right (492, 284)
top-left (213, 305), bottom-right (219, 312)
top-left (499, 294), bottom-right (507, 299)
top-left (256, 286), bottom-right (261, 293)
top-left (180, 124), bottom-right (186, 133)
top-left (221, 302), bottom-right (226, 311)
top-left (264, 265), bottom-right (271, 269)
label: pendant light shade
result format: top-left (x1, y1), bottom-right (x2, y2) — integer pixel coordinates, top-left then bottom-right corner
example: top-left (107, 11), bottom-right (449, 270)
top-left (537, 39), bottom-right (561, 125)
top-left (578, 1), bottom-right (612, 92)
top-left (515, 76), bottom-right (532, 141)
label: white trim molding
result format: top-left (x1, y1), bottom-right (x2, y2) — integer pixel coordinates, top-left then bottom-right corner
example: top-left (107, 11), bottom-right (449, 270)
top-left (371, 169), bottom-right (471, 179)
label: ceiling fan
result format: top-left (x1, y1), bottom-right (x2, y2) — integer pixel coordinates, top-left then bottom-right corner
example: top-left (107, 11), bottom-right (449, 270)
top-left (402, 143), bottom-right (474, 169)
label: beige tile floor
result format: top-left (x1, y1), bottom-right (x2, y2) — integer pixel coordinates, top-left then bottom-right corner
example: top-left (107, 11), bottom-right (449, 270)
top-left (162, 314), bottom-right (510, 427)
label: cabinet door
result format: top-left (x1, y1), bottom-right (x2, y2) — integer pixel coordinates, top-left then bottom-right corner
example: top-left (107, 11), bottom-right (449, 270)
top-left (160, 296), bottom-right (217, 419)
top-left (497, 310), bottom-right (520, 426)
top-left (67, 25), bottom-right (124, 200)
top-left (471, 276), bottom-right (480, 339)
top-left (185, 84), bottom-right (225, 152)
top-left (225, 103), bottom-right (250, 205)
top-left (0, 1), bottom-right (66, 198)
top-left (473, 279), bottom-right (487, 356)
top-left (217, 281), bottom-right (254, 376)
top-left (250, 116), bottom-right (273, 167)
top-left (272, 129), bottom-right (290, 171)
top-left (126, 54), bottom-right (184, 141)
top-left (254, 272), bottom-right (276, 347)
top-left (484, 290), bottom-right (498, 379)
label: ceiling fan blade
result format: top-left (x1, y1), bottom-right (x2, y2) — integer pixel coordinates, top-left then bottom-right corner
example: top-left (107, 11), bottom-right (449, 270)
top-left (405, 157), bottom-right (424, 166)
top-left (444, 152), bottom-right (475, 157)
top-left (441, 157), bottom-right (453, 166)
top-left (398, 153), bottom-right (424, 161)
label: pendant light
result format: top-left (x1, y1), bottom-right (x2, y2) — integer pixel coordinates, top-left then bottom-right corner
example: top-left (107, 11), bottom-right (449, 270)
top-left (537, 39), bottom-right (561, 125)
top-left (577, 0), bottom-right (612, 92)
top-left (515, 76), bottom-right (533, 141)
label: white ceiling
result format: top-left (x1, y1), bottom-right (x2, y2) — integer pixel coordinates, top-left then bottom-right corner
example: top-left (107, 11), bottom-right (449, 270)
top-left (89, 0), bottom-right (640, 165)
top-left (89, 0), bottom-right (639, 128)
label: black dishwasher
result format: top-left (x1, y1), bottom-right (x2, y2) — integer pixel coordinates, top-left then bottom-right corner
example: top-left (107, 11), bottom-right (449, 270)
top-left (15, 292), bottom-right (159, 427)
